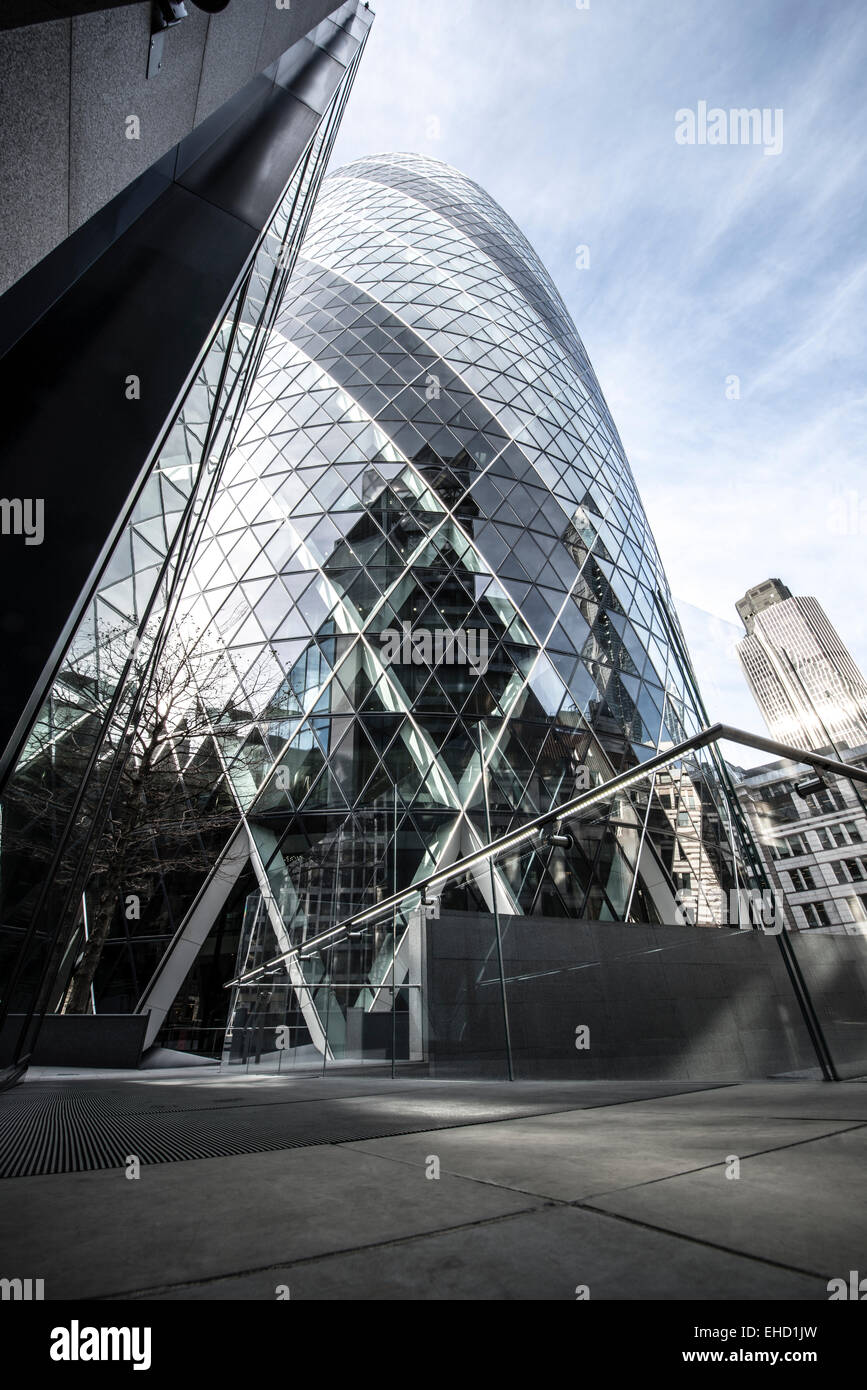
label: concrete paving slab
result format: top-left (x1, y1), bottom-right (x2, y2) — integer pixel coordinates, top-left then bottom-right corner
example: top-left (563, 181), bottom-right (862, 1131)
top-left (137, 1204), bottom-right (828, 1302)
top-left (340, 1109), bottom-right (854, 1202)
top-left (1, 1077), bottom-right (861, 1300)
top-left (0, 1143), bottom-right (538, 1301)
top-left (588, 1126), bottom-right (867, 1278)
top-left (607, 1080), bottom-right (867, 1124)
top-left (20, 1070), bottom-right (722, 1111)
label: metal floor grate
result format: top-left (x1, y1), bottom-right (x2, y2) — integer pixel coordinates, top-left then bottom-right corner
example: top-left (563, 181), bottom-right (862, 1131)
top-left (0, 1087), bottom-right (575, 1177)
top-left (0, 1077), bottom-right (719, 1178)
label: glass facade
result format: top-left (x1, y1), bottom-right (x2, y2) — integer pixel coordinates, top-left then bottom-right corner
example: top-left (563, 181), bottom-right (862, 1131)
top-left (0, 6), bottom-right (372, 1057)
top-left (736, 585), bottom-right (867, 754)
top-left (162, 154), bottom-right (760, 1067)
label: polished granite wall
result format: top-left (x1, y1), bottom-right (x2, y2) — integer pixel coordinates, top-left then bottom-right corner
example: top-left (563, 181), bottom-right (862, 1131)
top-left (427, 912), bottom-right (867, 1081)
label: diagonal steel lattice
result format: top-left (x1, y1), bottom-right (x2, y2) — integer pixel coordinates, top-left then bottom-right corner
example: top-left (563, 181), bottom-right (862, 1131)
top-left (173, 151), bottom-right (749, 971)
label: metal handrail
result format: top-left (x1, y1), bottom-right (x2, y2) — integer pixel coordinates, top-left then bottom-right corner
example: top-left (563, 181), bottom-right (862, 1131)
top-left (226, 722), bottom-right (867, 989)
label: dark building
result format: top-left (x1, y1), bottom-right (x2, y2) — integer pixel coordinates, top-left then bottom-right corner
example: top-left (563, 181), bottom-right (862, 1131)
top-left (0, 0), bottom-right (374, 1062)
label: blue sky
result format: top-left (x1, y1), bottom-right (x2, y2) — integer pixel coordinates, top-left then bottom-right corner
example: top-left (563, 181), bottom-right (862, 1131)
top-left (330, 0), bottom-right (867, 761)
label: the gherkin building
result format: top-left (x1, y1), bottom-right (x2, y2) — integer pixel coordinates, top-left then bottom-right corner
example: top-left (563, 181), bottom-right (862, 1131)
top-left (150, 151), bottom-right (751, 1056)
top-left (3, 152), bottom-right (754, 1068)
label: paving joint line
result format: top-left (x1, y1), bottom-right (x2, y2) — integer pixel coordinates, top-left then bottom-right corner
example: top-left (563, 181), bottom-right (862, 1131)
top-left (571, 1199), bottom-right (833, 1285)
top-left (100, 1203), bottom-right (552, 1301)
top-left (572, 1119), bottom-right (867, 1202)
top-left (335, 1119), bottom-right (867, 1207)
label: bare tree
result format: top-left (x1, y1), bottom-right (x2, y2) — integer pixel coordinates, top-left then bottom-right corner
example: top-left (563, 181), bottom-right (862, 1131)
top-left (3, 616), bottom-right (279, 1014)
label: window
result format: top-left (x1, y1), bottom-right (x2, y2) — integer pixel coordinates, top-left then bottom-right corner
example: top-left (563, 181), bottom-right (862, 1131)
top-left (847, 895), bottom-right (867, 924)
top-left (788, 866), bottom-right (816, 892)
top-left (802, 902), bottom-right (831, 928)
top-left (674, 872), bottom-right (692, 892)
top-left (758, 784), bottom-right (799, 824)
top-left (677, 810), bottom-right (690, 827)
top-left (786, 833), bottom-right (807, 856)
top-left (844, 820), bottom-right (864, 844)
top-left (806, 787), bottom-right (847, 815)
top-left (841, 858), bottom-right (867, 883)
top-left (814, 827), bottom-right (833, 851)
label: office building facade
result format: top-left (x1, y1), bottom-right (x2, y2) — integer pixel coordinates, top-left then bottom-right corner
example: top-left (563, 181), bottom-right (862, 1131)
top-left (736, 580), bottom-right (867, 753)
top-left (735, 744), bottom-right (867, 933)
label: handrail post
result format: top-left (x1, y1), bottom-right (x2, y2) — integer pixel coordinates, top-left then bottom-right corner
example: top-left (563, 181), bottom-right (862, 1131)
top-left (478, 721), bottom-right (513, 1081)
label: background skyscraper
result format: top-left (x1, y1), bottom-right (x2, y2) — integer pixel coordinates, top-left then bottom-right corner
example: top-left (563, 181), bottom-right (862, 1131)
top-left (736, 580), bottom-right (867, 753)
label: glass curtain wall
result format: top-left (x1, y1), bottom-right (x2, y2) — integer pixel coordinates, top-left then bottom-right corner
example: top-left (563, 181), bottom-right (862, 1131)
top-left (0, 21), bottom-right (369, 1058)
top-left (225, 730), bottom-right (867, 1081)
top-left (168, 154), bottom-right (761, 1071)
